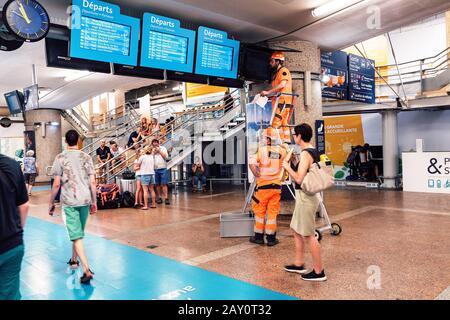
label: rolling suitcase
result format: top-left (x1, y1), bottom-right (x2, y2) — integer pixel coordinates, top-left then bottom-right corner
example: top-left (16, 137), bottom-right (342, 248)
top-left (120, 178), bottom-right (136, 195)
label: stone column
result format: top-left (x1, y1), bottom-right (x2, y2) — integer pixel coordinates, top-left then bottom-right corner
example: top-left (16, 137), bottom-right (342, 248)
top-left (382, 110), bottom-right (399, 189)
top-left (25, 109), bottom-right (62, 183)
top-left (269, 40), bottom-right (322, 145)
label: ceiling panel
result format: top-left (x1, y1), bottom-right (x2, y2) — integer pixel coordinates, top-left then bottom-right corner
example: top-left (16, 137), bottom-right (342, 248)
top-left (1, 0), bottom-right (450, 109)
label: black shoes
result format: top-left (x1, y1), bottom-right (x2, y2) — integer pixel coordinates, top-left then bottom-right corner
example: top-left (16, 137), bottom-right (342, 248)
top-left (249, 234), bottom-right (280, 246)
top-left (165, 198), bottom-right (170, 205)
top-left (67, 259), bottom-right (79, 269)
top-left (249, 233), bottom-right (264, 245)
top-left (80, 269), bottom-right (95, 284)
top-left (156, 198), bottom-right (163, 204)
top-left (266, 234), bottom-right (279, 247)
top-left (284, 264), bottom-right (308, 274)
top-left (301, 269), bottom-right (327, 282)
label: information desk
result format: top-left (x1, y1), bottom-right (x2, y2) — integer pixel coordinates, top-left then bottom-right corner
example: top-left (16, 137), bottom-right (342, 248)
top-left (402, 151), bottom-right (450, 194)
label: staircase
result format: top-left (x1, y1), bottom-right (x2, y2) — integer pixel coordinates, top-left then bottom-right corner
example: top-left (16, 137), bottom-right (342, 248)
top-left (95, 89), bottom-right (245, 183)
top-left (203, 112), bottom-right (246, 141)
top-left (61, 106), bottom-right (91, 138)
top-left (375, 46), bottom-right (450, 101)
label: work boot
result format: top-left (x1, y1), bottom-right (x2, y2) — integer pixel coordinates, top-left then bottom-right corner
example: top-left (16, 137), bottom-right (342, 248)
top-left (266, 234), bottom-right (279, 247)
top-left (249, 233), bottom-right (264, 245)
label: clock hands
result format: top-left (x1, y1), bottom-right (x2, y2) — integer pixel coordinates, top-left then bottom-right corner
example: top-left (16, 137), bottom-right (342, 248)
top-left (18, 2), bottom-right (32, 24)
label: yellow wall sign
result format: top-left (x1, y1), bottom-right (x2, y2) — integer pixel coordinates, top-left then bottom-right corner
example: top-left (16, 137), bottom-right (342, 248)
top-left (324, 115), bottom-right (365, 166)
top-left (185, 83), bottom-right (227, 98)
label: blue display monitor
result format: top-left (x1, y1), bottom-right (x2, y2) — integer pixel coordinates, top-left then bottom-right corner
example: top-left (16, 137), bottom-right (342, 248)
top-left (140, 13), bottom-right (195, 73)
top-left (4, 90), bottom-right (23, 115)
top-left (195, 27), bottom-right (240, 79)
top-left (70, 0), bottom-right (140, 66)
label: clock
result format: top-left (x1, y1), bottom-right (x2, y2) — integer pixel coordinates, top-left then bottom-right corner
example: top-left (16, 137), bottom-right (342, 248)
top-left (2, 0), bottom-right (50, 42)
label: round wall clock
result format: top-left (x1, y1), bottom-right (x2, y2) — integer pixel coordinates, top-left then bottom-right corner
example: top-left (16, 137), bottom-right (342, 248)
top-left (2, 0), bottom-right (50, 42)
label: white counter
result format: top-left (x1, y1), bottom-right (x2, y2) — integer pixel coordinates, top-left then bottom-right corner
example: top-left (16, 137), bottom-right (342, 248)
top-left (402, 152), bottom-right (450, 194)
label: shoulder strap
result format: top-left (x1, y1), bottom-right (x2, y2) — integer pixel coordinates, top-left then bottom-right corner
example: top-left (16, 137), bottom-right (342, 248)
top-left (302, 148), bottom-right (319, 164)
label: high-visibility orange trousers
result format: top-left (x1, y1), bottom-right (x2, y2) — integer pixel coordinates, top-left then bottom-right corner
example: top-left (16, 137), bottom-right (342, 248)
top-left (252, 189), bottom-right (281, 235)
top-left (271, 104), bottom-right (292, 143)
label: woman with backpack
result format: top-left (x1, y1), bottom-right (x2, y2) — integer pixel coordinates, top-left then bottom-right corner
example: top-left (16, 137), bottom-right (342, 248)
top-left (282, 123), bottom-right (327, 282)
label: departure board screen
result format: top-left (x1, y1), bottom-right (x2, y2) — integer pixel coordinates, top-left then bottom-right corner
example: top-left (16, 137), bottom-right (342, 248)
top-left (140, 13), bottom-right (196, 73)
top-left (201, 42), bottom-right (234, 72)
top-left (70, 0), bottom-right (140, 66)
top-left (195, 26), bottom-right (240, 79)
top-left (148, 31), bottom-right (187, 64)
top-left (79, 16), bottom-right (131, 56)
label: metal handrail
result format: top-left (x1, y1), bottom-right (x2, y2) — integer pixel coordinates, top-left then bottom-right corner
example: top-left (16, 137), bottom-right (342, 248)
top-left (82, 103), bottom-right (140, 154)
top-left (375, 46), bottom-right (450, 69)
top-left (97, 111), bottom-right (201, 179)
top-left (97, 92), bottom-right (243, 182)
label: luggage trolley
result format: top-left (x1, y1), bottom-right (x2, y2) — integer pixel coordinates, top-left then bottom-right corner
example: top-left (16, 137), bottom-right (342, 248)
top-left (314, 192), bottom-right (342, 241)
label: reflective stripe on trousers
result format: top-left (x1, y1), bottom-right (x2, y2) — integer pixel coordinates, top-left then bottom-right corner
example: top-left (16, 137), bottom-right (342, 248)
top-left (271, 105), bottom-right (292, 143)
top-left (251, 189), bottom-right (281, 235)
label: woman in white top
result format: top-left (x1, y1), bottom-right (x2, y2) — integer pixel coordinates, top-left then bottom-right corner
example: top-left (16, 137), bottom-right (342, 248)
top-left (136, 146), bottom-right (156, 210)
top-left (133, 149), bottom-right (145, 208)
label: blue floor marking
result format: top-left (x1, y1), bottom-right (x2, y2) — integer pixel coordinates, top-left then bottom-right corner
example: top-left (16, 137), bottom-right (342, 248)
top-left (31, 185), bottom-right (51, 192)
top-left (21, 217), bottom-right (297, 300)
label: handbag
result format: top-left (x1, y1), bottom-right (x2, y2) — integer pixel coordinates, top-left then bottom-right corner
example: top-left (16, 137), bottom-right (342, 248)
top-left (300, 150), bottom-right (334, 195)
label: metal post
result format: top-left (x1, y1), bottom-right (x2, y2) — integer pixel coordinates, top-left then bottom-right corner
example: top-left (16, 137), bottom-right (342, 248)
top-left (419, 59), bottom-right (424, 96)
top-left (32, 64), bottom-right (38, 85)
top-left (382, 110), bottom-right (399, 189)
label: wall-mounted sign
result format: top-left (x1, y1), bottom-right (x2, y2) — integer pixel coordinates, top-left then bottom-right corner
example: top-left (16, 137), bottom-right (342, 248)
top-left (348, 54), bottom-right (375, 104)
top-left (140, 13), bottom-right (195, 73)
top-left (320, 51), bottom-right (348, 100)
top-left (315, 120), bottom-right (326, 154)
top-left (23, 84), bottom-right (39, 111)
top-left (403, 152), bottom-right (450, 194)
top-left (195, 27), bottom-right (240, 79)
top-left (70, 0), bottom-right (140, 66)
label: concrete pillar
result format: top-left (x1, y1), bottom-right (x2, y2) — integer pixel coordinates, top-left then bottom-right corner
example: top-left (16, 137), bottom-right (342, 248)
top-left (25, 109), bottom-right (62, 183)
top-left (382, 110), bottom-right (399, 189)
top-left (269, 40), bottom-right (322, 145)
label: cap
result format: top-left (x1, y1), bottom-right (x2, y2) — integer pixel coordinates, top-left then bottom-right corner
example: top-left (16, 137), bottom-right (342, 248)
top-left (271, 52), bottom-right (285, 61)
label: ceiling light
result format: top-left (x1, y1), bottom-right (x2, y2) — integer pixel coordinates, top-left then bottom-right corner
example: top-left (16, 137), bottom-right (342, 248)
top-left (64, 71), bottom-right (91, 82)
top-left (312, 0), bottom-right (362, 17)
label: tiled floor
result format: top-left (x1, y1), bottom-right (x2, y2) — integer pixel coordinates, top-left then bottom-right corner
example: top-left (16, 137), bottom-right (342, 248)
top-left (25, 184), bottom-right (450, 300)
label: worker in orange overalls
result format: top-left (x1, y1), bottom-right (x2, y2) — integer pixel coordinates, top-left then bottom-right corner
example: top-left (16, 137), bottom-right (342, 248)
top-left (260, 52), bottom-right (293, 144)
top-left (249, 127), bottom-right (288, 246)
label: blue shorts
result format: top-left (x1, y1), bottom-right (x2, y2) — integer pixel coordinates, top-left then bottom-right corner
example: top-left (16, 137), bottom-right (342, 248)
top-left (141, 174), bottom-right (155, 186)
top-left (135, 175), bottom-right (141, 182)
top-left (155, 169), bottom-right (169, 185)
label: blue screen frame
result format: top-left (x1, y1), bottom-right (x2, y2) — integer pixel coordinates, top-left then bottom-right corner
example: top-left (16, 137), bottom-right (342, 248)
top-left (70, 0), bottom-right (140, 66)
top-left (195, 26), bottom-right (240, 79)
top-left (140, 13), bottom-right (195, 73)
